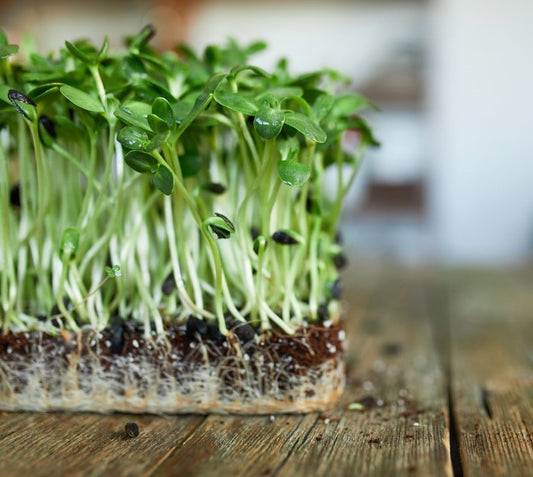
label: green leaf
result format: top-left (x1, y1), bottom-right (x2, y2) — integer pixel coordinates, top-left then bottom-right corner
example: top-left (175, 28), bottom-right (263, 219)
top-left (115, 103), bottom-right (152, 131)
top-left (105, 264), bottom-right (122, 278)
top-left (176, 43), bottom-right (199, 61)
top-left (152, 97), bottom-right (174, 128)
top-left (60, 85), bottom-right (104, 113)
top-left (173, 100), bottom-right (194, 124)
top-left (27, 84), bottom-right (61, 102)
top-left (96, 36), bottom-right (109, 62)
top-left (277, 160), bottom-right (311, 187)
top-left (65, 40), bottom-right (95, 64)
top-left (228, 65), bottom-right (269, 80)
top-left (117, 126), bottom-right (149, 150)
top-left (198, 71), bottom-right (227, 99)
top-left (179, 153), bottom-right (203, 178)
top-left (123, 55), bottom-right (146, 77)
top-left (213, 91), bottom-right (257, 116)
top-left (0, 44), bottom-right (18, 58)
top-left (203, 44), bottom-right (221, 67)
top-left (346, 117), bottom-right (380, 147)
top-left (124, 150), bottom-right (158, 173)
top-left (147, 113), bottom-right (169, 134)
top-left (60, 227), bottom-right (80, 261)
top-left (254, 104), bottom-right (284, 139)
top-left (135, 54), bottom-right (173, 78)
top-left (246, 41), bottom-right (268, 56)
top-left (121, 101), bottom-right (152, 117)
top-left (153, 164), bottom-right (174, 195)
top-left (289, 71), bottom-right (324, 88)
top-left (313, 94), bottom-right (334, 121)
top-left (21, 70), bottom-right (64, 82)
top-left (176, 72), bottom-right (226, 136)
top-left (331, 93), bottom-right (377, 117)
top-left (284, 111), bottom-right (326, 143)
top-left (145, 131), bottom-right (169, 151)
top-left (129, 24), bottom-right (155, 53)
top-left (0, 30), bottom-right (17, 58)
top-left (257, 87), bottom-right (303, 101)
top-left (0, 85), bottom-right (10, 105)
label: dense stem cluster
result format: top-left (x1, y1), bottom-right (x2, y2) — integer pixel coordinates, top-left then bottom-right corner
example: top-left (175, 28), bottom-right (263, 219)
top-left (0, 27), bottom-right (377, 337)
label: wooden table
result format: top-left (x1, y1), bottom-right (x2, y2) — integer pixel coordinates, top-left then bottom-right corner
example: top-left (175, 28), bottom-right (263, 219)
top-left (1, 264), bottom-right (532, 476)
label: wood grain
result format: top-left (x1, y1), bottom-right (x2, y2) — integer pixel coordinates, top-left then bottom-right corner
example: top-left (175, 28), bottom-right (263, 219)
top-left (153, 264), bottom-right (452, 476)
top-left (276, 264), bottom-right (452, 477)
top-left (0, 412), bottom-right (204, 477)
top-left (0, 265), bottom-right (532, 476)
top-left (152, 414), bottom-right (318, 477)
top-left (447, 269), bottom-right (533, 477)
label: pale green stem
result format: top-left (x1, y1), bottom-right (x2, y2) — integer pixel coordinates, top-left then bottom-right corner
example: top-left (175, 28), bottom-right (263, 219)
top-left (262, 303), bottom-right (294, 335)
top-left (282, 244), bottom-right (306, 323)
top-left (56, 261), bottom-right (81, 332)
top-left (51, 142), bottom-right (96, 185)
top-left (164, 197), bottom-right (214, 319)
top-left (308, 217), bottom-right (322, 318)
top-left (202, 222), bottom-right (228, 336)
top-left (254, 237), bottom-right (269, 330)
top-left (89, 64), bottom-right (108, 113)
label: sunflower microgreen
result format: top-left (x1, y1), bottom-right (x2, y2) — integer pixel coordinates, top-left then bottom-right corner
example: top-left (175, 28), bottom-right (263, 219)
top-left (0, 26), bottom-right (376, 337)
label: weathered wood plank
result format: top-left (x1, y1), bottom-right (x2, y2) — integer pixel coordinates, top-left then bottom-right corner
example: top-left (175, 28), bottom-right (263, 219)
top-left (152, 414), bottom-right (318, 477)
top-left (150, 261), bottom-right (384, 477)
top-left (0, 412), bottom-right (204, 477)
top-left (11, 265), bottom-right (533, 476)
top-left (276, 264), bottom-right (452, 477)
top-left (448, 270), bottom-right (533, 477)
top-left (153, 263), bottom-right (452, 477)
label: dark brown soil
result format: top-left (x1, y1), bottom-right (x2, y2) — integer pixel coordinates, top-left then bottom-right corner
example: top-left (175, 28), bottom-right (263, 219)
top-left (0, 320), bottom-right (343, 364)
top-left (0, 319), bottom-right (345, 404)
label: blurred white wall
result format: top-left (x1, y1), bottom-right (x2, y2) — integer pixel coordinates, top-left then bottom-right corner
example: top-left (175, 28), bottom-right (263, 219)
top-left (0, 1), bottom-right (153, 51)
top-left (365, 110), bottom-right (427, 183)
top-left (188, 2), bottom-right (425, 86)
top-left (428, 0), bottom-right (533, 264)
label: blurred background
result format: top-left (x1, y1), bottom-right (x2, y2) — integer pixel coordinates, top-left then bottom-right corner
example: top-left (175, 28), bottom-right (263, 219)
top-left (2, 0), bottom-right (532, 267)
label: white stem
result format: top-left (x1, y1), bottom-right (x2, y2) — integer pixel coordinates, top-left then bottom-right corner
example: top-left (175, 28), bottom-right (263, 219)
top-left (164, 197), bottom-right (214, 319)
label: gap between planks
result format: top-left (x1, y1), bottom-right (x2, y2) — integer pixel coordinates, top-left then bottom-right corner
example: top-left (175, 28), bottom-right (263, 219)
top-left (446, 269), bottom-right (533, 477)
